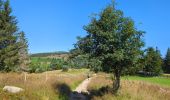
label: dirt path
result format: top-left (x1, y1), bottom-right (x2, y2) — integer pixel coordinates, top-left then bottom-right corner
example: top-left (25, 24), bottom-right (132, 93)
top-left (75, 78), bottom-right (92, 93)
top-left (69, 77), bottom-right (92, 100)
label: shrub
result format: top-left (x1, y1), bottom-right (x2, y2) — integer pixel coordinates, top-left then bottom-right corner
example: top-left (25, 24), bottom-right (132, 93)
top-left (28, 62), bottom-right (39, 73)
top-left (50, 59), bottom-right (65, 70)
top-left (70, 55), bottom-right (89, 69)
top-left (62, 65), bottom-right (69, 72)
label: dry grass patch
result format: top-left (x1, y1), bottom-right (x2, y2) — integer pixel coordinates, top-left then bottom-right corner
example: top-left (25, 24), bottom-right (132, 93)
top-left (0, 69), bottom-right (88, 100)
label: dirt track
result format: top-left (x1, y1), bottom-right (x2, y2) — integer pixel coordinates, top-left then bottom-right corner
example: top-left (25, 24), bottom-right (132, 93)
top-left (69, 77), bottom-right (92, 100)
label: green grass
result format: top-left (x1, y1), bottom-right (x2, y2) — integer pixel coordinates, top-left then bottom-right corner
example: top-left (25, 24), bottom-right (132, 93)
top-left (122, 76), bottom-right (170, 88)
top-left (31, 57), bottom-right (54, 63)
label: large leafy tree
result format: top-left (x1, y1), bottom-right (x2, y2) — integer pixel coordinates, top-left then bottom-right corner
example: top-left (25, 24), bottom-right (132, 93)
top-left (75, 4), bottom-right (144, 92)
top-left (143, 47), bottom-right (163, 75)
top-left (163, 48), bottom-right (170, 73)
top-left (0, 0), bottom-right (28, 71)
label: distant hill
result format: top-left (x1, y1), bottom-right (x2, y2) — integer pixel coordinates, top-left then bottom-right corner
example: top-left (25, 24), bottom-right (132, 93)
top-left (30, 51), bottom-right (69, 58)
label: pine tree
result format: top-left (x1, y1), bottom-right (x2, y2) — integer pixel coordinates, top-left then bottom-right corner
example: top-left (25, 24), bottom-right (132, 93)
top-left (164, 48), bottom-right (170, 73)
top-left (0, 0), bottom-right (28, 71)
top-left (18, 31), bottom-right (29, 69)
top-left (144, 47), bottom-right (163, 75)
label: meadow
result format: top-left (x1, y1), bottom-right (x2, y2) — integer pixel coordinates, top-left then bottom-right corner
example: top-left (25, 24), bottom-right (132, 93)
top-left (0, 69), bottom-right (89, 100)
top-left (87, 73), bottom-right (170, 100)
top-left (0, 69), bottom-right (170, 100)
top-left (122, 75), bottom-right (170, 88)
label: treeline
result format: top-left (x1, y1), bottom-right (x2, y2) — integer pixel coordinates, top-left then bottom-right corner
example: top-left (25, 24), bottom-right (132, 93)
top-left (0, 0), bottom-right (28, 72)
top-left (30, 51), bottom-right (69, 57)
top-left (69, 47), bottom-right (170, 76)
top-left (29, 47), bottom-right (170, 76)
top-left (29, 57), bottom-right (69, 73)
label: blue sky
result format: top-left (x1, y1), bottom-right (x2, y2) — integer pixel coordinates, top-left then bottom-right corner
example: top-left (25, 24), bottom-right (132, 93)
top-left (10, 0), bottom-right (170, 56)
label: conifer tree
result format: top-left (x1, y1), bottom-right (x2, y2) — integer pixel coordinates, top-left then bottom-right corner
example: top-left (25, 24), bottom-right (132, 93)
top-left (0, 0), bottom-right (28, 71)
top-left (144, 47), bottom-right (163, 75)
top-left (18, 31), bottom-right (29, 69)
top-left (164, 48), bottom-right (170, 73)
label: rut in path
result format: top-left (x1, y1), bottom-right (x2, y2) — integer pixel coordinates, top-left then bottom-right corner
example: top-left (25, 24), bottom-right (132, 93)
top-left (69, 77), bottom-right (92, 100)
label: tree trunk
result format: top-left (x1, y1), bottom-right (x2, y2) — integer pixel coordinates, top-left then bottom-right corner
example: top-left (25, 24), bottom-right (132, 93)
top-left (113, 69), bottom-right (121, 93)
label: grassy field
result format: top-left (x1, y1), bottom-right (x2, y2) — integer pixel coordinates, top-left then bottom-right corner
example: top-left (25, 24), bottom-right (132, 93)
top-left (0, 69), bottom-right (89, 100)
top-left (87, 73), bottom-right (170, 100)
top-left (31, 57), bottom-right (55, 64)
top-left (0, 70), bottom-right (170, 100)
top-left (122, 76), bottom-right (170, 88)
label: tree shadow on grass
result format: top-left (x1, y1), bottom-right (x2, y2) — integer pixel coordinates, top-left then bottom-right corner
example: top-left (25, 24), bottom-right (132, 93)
top-left (54, 83), bottom-right (89, 100)
top-left (88, 86), bottom-right (114, 99)
top-left (54, 83), bottom-right (113, 100)
top-left (53, 83), bottom-right (71, 100)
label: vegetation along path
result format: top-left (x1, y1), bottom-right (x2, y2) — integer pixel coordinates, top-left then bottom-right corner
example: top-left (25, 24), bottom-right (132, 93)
top-left (69, 77), bottom-right (93, 100)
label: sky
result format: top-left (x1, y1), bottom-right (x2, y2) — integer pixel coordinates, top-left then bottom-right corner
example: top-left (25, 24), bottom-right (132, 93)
top-left (10, 0), bottom-right (170, 56)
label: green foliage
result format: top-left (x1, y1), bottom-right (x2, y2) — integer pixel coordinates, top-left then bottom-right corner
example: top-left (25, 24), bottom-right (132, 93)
top-left (74, 3), bottom-right (144, 91)
top-left (143, 47), bottom-right (163, 76)
top-left (62, 65), bottom-right (69, 72)
top-left (69, 51), bottom-right (103, 72)
top-left (0, 0), bottom-right (28, 72)
top-left (50, 58), bottom-right (65, 70)
top-left (29, 61), bottom-right (49, 73)
top-left (29, 57), bottom-right (71, 73)
top-left (29, 62), bottom-right (39, 73)
top-left (29, 57), bottom-right (50, 73)
top-left (89, 58), bottom-right (102, 73)
top-left (122, 55), bottom-right (145, 75)
top-left (163, 48), bottom-right (170, 73)
top-left (0, 0), bottom-right (19, 71)
top-left (70, 54), bottom-right (89, 69)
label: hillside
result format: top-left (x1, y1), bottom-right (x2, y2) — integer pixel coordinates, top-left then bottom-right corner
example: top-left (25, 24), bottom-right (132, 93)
top-left (30, 51), bottom-right (69, 59)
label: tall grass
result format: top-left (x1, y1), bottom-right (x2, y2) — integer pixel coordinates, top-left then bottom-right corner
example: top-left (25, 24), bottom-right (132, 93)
top-left (87, 73), bottom-right (170, 100)
top-left (0, 69), bottom-right (89, 100)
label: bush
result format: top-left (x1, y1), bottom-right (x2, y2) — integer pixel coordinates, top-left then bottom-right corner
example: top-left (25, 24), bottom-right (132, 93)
top-left (70, 55), bottom-right (89, 69)
top-left (29, 57), bottom-right (72, 73)
top-left (50, 59), bottom-right (65, 70)
top-left (28, 63), bottom-right (39, 73)
top-left (28, 62), bottom-right (50, 73)
top-left (62, 65), bottom-right (69, 72)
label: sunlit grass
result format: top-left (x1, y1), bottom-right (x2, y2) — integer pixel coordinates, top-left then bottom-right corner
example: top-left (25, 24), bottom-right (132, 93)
top-left (87, 73), bottom-right (170, 100)
top-left (0, 69), bottom-right (88, 100)
top-left (122, 76), bottom-right (170, 88)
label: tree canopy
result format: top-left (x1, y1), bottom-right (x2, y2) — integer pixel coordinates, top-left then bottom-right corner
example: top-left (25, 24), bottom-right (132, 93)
top-left (74, 3), bottom-right (145, 92)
